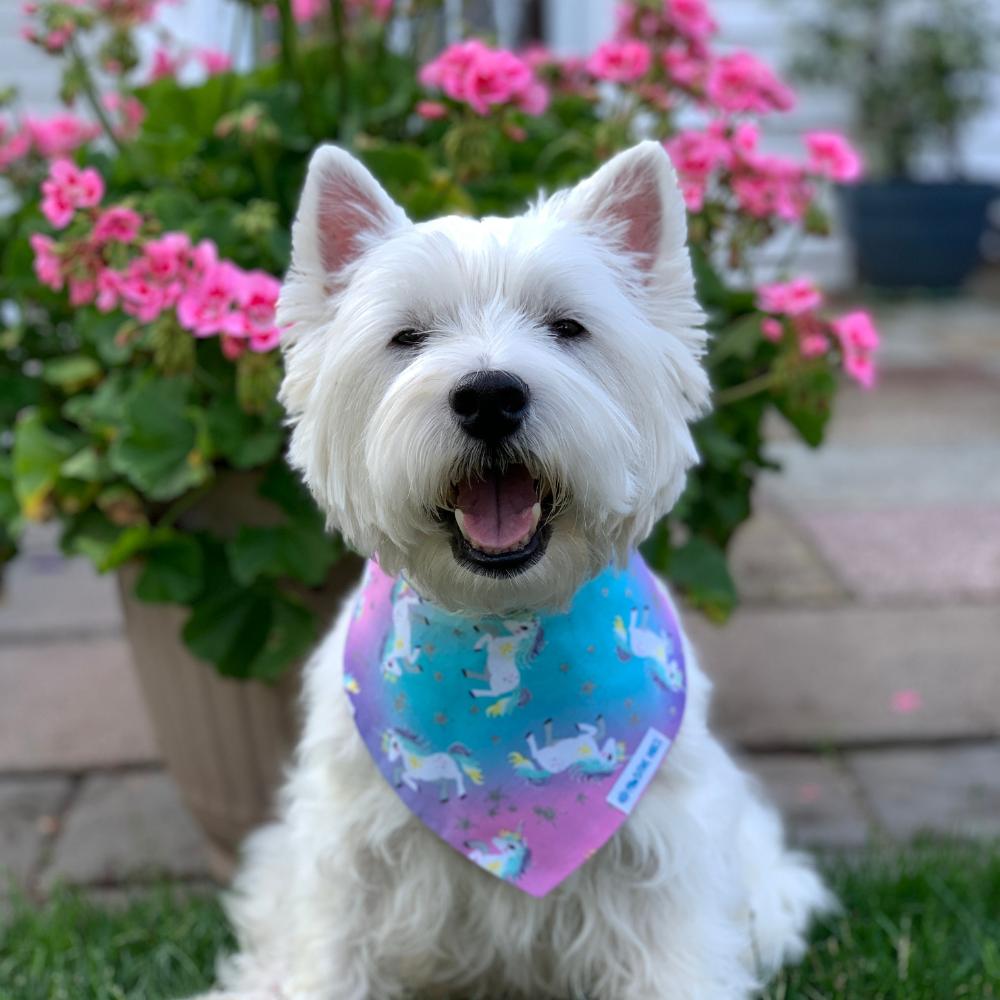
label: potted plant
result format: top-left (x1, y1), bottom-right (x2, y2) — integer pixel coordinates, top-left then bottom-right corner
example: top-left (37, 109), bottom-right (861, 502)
top-left (789, 0), bottom-right (999, 289)
top-left (0, 0), bottom-right (879, 869)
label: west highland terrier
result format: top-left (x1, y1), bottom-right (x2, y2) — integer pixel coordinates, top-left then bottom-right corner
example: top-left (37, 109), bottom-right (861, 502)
top-left (193, 140), bottom-right (830, 1000)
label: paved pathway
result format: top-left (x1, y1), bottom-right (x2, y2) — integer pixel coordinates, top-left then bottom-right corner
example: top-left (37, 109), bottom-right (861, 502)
top-left (2, 293), bottom-right (999, 900)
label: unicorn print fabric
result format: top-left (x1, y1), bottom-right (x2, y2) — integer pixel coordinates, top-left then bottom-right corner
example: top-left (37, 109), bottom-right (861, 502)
top-left (343, 552), bottom-right (686, 897)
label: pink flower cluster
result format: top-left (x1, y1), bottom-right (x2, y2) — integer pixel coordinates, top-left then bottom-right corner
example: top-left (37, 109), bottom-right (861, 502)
top-left (665, 120), bottom-right (811, 218)
top-left (149, 45), bottom-right (232, 83)
top-left (31, 161), bottom-right (282, 358)
top-left (1, 112), bottom-right (100, 171)
top-left (756, 278), bottom-right (880, 388)
top-left (586, 40), bottom-right (652, 83)
top-left (706, 51), bottom-right (793, 115)
top-left (665, 120), bottom-right (861, 217)
top-left (419, 41), bottom-right (549, 117)
top-left (611, 2), bottom-right (794, 118)
top-left (41, 159), bottom-right (104, 228)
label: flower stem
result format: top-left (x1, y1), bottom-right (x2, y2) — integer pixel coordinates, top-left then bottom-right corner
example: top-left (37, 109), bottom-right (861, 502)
top-left (714, 370), bottom-right (781, 406)
top-left (329, 0), bottom-right (348, 135)
top-left (67, 37), bottom-right (132, 166)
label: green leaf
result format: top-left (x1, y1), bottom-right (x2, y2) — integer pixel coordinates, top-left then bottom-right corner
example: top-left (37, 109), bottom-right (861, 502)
top-left (41, 356), bottom-right (102, 393)
top-left (12, 410), bottom-right (75, 519)
top-left (61, 447), bottom-right (107, 483)
top-left (773, 365), bottom-right (837, 448)
top-left (248, 592), bottom-right (316, 682)
top-left (667, 536), bottom-right (738, 622)
top-left (61, 510), bottom-right (140, 571)
top-left (205, 396), bottom-right (283, 469)
top-left (227, 523), bottom-right (338, 587)
top-left (109, 378), bottom-right (209, 501)
top-left (135, 534), bottom-right (204, 603)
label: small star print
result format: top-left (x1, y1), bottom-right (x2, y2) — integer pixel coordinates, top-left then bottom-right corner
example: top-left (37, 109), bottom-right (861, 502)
top-left (424, 644), bottom-right (435, 655)
top-left (434, 672), bottom-right (444, 682)
top-left (559, 662), bottom-right (572, 673)
top-left (581, 681), bottom-right (596, 695)
top-left (433, 712), bottom-right (448, 726)
top-left (394, 694), bottom-right (407, 711)
top-left (469, 705), bottom-right (479, 715)
top-left (586, 645), bottom-right (596, 654)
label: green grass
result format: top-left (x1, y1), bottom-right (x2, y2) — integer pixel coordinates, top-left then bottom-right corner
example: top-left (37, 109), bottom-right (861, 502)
top-left (2, 841), bottom-right (999, 999)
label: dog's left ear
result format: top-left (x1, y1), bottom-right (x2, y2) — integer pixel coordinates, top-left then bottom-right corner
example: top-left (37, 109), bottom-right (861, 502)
top-left (559, 140), bottom-right (689, 280)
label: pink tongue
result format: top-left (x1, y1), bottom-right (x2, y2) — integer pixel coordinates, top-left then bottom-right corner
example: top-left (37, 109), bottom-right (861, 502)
top-left (456, 466), bottom-right (537, 551)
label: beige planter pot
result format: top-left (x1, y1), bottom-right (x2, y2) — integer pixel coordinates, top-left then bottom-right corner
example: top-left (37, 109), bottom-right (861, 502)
top-left (116, 473), bottom-right (361, 880)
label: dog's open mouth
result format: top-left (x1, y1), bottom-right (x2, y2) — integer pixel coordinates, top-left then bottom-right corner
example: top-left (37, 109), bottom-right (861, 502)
top-left (441, 463), bottom-right (552, 577)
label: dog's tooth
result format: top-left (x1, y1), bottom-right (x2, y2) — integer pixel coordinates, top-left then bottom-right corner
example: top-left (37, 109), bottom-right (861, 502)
top-left (454, 508), bottom-right (468, 540)
top-left (530, 502), bottom-right (541, 529)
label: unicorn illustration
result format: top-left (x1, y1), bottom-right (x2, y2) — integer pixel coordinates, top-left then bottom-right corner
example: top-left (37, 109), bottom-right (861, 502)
top-left (462, 616), bottom-right (543, 717)
top-left (381, 581), bottom-right (427, 682)
top-left (465, 826), bottom-right (531, 882)
top-left (614, 606), bottom-right (684, 692)
top-left (382, 728), bottom-right (483, 801)
top-left (509, 716), bottom-right (626, 783)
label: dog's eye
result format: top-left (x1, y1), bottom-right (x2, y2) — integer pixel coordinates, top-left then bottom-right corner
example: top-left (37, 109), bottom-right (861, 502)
top-left (548, 318), bottom-right (587, 340)
top-left (391, 328), bottom-right (427, 348)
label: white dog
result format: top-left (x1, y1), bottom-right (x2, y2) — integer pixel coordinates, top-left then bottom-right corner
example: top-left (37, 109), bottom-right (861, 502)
top-left (192, 140), bottom-right (830, 1000)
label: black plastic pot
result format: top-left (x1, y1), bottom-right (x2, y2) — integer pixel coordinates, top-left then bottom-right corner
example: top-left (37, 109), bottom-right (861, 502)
top-left (839, 180), bottom-right (998, 290)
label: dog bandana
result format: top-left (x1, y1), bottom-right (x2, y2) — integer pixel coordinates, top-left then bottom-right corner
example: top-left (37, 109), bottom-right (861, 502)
top-left (343, 552), bottom-right (686, 897)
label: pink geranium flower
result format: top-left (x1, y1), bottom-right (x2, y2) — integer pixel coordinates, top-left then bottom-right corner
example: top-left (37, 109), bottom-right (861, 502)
top-left (666, 0), bottom-right (717, 41)
top-left (197, 48), bottom-right (233, 75)
top-left (292, 0), bottom-right (323, 20)
top-left (40, 159), bottom-right (105, 228)
top-left (805, 131), bottom-right (864, 183)
top-left (23, 113), bottom-right (100, 158)
top-left (177, 259), bottom-right (244, 336)
top-left (756, 278), bottom-right (823, 316)
top-left (831, 310), bottom-right (880, 388)
top-left (416, 100), bottom-right (448, 120)
top-left (30, 234), bottom-right (63, 290)
top-left (664, 125), bottom-right (732, 181)
top-left (760, 317), bottom-right (783, 342)
top-left (92, 206), bottom-right (142, 244)
top-left (149, 46), bottom-right (184, 82)
top-left (586, 40), bottom-right (652, 83)
top-left (707, 51), bottom-right (794, 114)
top-left (662, 45), bottom-right (708, 88)
top-left (420, 41), bottom-right (548, 117)
top-left (223, 269), bottom-right (281, 342)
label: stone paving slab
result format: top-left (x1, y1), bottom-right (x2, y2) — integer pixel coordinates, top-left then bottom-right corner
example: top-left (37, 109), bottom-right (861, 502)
top-left (0, 637), bottom-right (160, 771)
top-left (0, 550), bottom-right (121, 641)
top-left (727, 508), bottom-right (845, 607)
top-left (766, 366), bottom-right (1000, 449)
top-left (743, 753), bottom-right (871, 848)
top-left (759, 440), bottom-right (1000, 512)
top-left (848, 744), bottom-right (1000, 841)
top-left (692, 604), bottom-right (1000, 747)
top-left (0, 777), bottom-right (70, 890)
top-left (40, 771), bottom-right (210, 890)
top-left (799, 507), bottom-right (1000, 601)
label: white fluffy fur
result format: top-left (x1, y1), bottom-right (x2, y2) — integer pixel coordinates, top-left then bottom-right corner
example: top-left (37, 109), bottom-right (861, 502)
top-left (191, 142), bottom-right (831, 1000)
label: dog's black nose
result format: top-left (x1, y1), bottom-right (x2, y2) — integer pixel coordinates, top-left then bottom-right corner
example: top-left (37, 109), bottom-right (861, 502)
top-left (450, 370), bottom-right (529, 444)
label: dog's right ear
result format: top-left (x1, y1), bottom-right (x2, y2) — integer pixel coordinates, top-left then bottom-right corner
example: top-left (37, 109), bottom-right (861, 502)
top-left (291, 144), bottom-right (409, 287)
